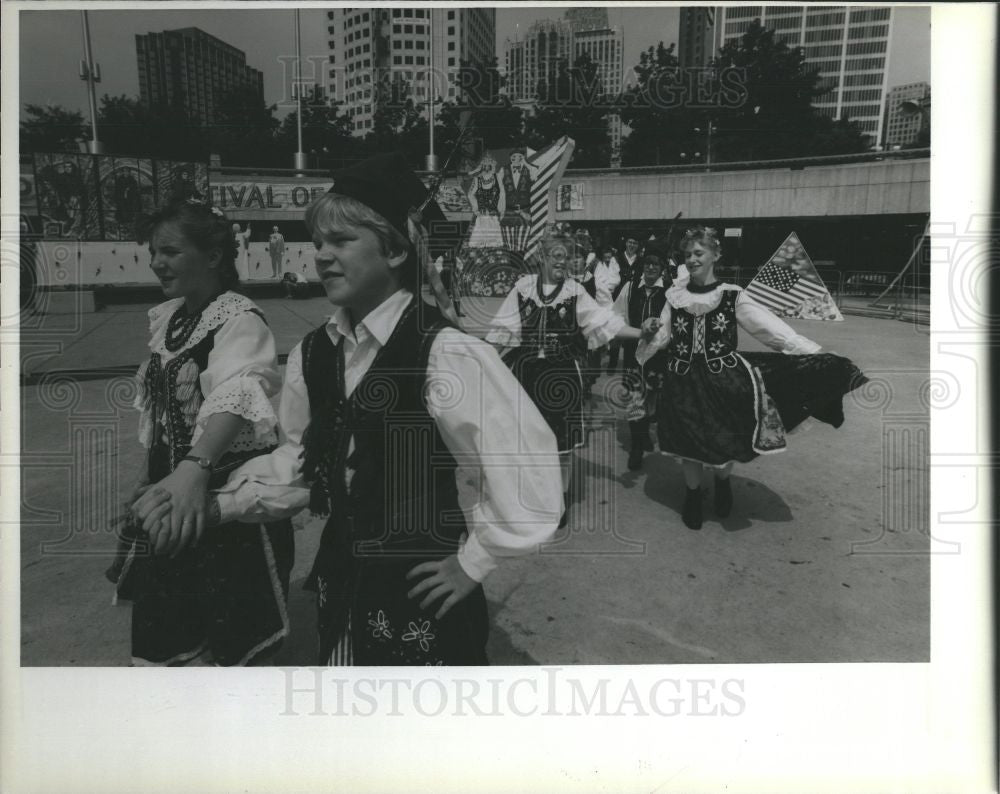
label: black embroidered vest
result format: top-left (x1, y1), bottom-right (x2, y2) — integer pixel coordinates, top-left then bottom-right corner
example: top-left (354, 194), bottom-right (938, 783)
top-left (516, 290), bottom-right (587, 361)
top-left (666, 288), bottom-right (740, 375)
top-left (300, 299), bottom-right (466, 557)
top-left (627, 280), bottom-right (667, 328)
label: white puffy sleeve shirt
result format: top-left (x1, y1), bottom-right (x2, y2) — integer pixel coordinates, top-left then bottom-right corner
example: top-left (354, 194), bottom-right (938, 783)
top-left (216, 290), bottom-right (564, 583)
top-left (485, 274), bottom-right (627, 353)
top-left (636, 284), bottom-right (821, 365)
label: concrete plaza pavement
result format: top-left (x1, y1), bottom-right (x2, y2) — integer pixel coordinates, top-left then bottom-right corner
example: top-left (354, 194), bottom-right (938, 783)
top-left (18, 293), bottom-right (931, 665)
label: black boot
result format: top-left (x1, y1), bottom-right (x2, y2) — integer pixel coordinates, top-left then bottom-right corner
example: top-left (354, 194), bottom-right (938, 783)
top-left (682, 486), bottom-right (702, 530)
top-left (714, 476), bottom-right (733, 517)
top-left (627, 421), bottom-right (646, 470)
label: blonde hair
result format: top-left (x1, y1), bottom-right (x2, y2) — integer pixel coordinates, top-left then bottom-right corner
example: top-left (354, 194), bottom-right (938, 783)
top-left (305, 193), bottom-right (417, 286)
top-left (680, 225), bottom-right (721, 254)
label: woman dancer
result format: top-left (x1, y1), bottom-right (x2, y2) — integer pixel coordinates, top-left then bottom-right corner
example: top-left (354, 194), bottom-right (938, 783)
top-left (108, 198), bottom-right (293, 665)
top-left (488, 225), bottom-right (658, 524)
top-left (638, 226), bottom-right (868, 529)
top-left (466, 155), bottom-right (506, 249)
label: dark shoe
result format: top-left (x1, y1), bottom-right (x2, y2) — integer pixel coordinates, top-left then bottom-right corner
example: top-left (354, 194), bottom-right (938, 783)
top-left (682, 487), bottom-right (702, 530)
top-left (627, 445), bottom-right (644, 470)
top-left (714, 476), bottom-right (733, 517)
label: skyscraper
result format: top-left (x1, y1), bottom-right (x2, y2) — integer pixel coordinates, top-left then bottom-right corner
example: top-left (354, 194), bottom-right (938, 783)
top-left (883, 82), bottom-right (929, 148)
top-left (324, 7), bottom-right (495, 135)
top-left (719, 6), bottom-right (893, 145)
top-left (564, 8), bottom-right (609, 34)
top-left (574, 27), bottom-right (625, 165)
top-left (678, 7), bottom-right (722, 68)
top-left (135, 27), bottom-right (264, 126)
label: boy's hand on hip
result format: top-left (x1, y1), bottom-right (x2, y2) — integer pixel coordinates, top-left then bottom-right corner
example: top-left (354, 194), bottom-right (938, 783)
top-left (406, 555), bottom-right (477, 620)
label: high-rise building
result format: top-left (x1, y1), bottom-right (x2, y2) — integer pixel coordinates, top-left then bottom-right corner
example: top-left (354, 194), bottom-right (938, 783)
top-left (564, 8), bottom-right (609, 34)
top-left (883, 82), bottom-right (929, 148)
top-left (503, 19), bottom-right (574, 105)
top-left (324, 7), bottom-right (495, 135)
top-left (574, 27), bottom-right (625, 165)
top-left (719, 6), bottom-right (893, 144)
top-left (135, 27), bottom-right (264, 126)
top-left (678, 7), bottom-right (722, 68)
top-left (504, 14), bottom-right (625, 165)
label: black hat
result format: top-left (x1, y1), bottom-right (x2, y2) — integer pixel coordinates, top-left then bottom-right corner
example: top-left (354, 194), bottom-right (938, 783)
top-left (327, 151), bottom-right (445, 240)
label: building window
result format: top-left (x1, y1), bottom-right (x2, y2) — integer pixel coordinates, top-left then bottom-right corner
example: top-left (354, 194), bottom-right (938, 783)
top-left (404, 24), bottom-right (413, 33)
top-left (416, 56), bottom-right (425, 65)
top-left (393, 9), bottom-right (401, 18)
top-left (405, 55), bottom-right (413, 64)
top-left (448, 26), bottom-right (455, 35)
top-left (416, 40), bottom-right (425, 50)
top-left (448, 57), bottom-right (455, 66)
top-left (394, 55), bottom-right (402, 65)
top-left (448, 42), bottom-right (455, 51)
top-left (393, 39), bottom-right (401, 49)
top-left (394, 24), bottom-right (401, 33)
top-left (447, 10), bottom-right (455, 20)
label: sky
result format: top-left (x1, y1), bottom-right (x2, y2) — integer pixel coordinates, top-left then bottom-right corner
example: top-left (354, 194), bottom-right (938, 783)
top-left (17, 5), bottom-right (930, 121)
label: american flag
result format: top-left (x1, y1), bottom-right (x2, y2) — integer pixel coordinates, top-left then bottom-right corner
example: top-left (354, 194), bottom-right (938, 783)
top-left (745, 234), bottom-right (829, 313)
top-left (520, 136), bottom-right (575, 257)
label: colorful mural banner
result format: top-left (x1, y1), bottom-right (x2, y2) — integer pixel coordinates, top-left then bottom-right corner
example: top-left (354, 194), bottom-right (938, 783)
top-left (30, 153), bottom-right (208, 241)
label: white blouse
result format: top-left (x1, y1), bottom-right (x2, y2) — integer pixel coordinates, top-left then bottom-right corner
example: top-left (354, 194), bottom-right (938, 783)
top-left (215, 289), bottom-right (563, 584)
top-left (485, 274), bottom-right (627, 353)
top-left (135, 292), bottom-right (281, 453)
top-left (636, 283), bottom-right (821, 365)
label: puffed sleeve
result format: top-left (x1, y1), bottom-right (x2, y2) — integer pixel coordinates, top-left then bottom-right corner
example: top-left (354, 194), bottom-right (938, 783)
top-left (484, 285), bottom-right (523, 349)
top-left (735, 291), bottom-right (822, 354)
top-left (611, 279), bottom-right (631, 320)
top-left (191, 310), bottom-right (281, 447)
top-left (574, 281), bottom-right (626, 350)
top-left (214, 341), bottom-right (312, 523)
top-left (635, 301), bottom-right (673, 366)
top-left (426, 329), bottom-right (562, 582)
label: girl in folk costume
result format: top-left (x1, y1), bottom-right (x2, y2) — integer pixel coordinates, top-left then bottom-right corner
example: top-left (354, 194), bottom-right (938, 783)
top-left (465, 155), bottom-right (506, 249)
top-left (487, 225), bottom-right (660, 524)
top-left (638, 226), bottom-right (868, 530)
top-left (110, 199), bottom-right (293, 666)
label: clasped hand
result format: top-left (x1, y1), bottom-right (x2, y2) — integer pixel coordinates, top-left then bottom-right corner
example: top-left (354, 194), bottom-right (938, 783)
top-left (640, 317), bottom-right (661, 339)
top-left (130, 463), bottom-right (211, 558)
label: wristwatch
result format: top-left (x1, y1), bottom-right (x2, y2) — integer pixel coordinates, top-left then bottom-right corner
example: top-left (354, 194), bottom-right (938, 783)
top-left (181, 455), bottom-right (213, 471)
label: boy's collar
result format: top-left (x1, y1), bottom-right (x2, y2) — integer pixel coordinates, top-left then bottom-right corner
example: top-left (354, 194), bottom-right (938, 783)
top-left (326, 288), bottom-right (413, 345)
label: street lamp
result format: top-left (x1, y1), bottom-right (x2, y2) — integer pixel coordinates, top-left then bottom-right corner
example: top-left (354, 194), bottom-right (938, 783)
top-left (79, 11), bottom-right (104, 154)
top-left (425, 8), bottom-right (439, 172)
top-left (293, 9), bottom-right (308, 173)
top-left (692, 120), bottom-right (714, 169)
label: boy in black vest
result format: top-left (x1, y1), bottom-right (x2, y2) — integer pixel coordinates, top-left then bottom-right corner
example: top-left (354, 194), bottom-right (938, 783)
top-left (190, 153), bottom-right (563, 665)
top-left (612, 248), bottom-right (670, 470)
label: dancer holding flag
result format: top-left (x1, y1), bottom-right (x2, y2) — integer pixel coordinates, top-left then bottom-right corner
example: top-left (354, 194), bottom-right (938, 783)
top-left (487, 224), bottom-right (660, 525)
top-left (638, 226), bottom-right (868, 530)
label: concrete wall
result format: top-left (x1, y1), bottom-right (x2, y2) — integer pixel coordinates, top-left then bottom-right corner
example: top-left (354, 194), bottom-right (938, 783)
top-left (555, 159), bottom-right (929, 222)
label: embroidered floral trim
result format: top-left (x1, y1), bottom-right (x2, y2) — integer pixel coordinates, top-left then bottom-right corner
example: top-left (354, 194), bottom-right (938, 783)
top-left (514, 273), bottom-right (579, 308)
top-left (401, 620), bottom-right (436, 652)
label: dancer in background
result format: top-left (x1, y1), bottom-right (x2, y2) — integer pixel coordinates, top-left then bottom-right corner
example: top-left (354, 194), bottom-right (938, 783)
top-left (488, 225), bottom-right (659, 525)
top-left (638, 226), bottom-right (868, 530)
top-left (612, 245), bottom-right (671, 470)
top-left (113, 198), bottom-right (292, 666)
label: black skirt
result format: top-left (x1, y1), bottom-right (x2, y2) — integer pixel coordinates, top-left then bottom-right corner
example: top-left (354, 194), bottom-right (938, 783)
top-left (655, 352), bottom-right (867, 467)
top-left (504, 348), bottom-right (586, 453)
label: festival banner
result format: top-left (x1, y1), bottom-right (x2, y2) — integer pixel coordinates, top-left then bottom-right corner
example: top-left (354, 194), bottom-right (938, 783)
top-left (557, 182), bottom-right (584, 212)
top-left (206, 181), bottom-right (333, 212)
top-left (449, 136), bottom-right (575, 298)
top-left (745, 232), bottom-right (843, 321)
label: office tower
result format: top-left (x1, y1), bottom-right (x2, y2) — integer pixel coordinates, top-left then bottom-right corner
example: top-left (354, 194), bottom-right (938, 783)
top-left (719, 6), bottom-right (893, 145)
top-left (503, 19), bottom-right (575, 105)
top-left (573, 26), bottom-right (625, 165)
top-left (678, 7), bottom-right (722, 68)
top-left (564, 8), bottom-right (609, 34)
top-left (883, 82), bottom-right (929, 147)
top-left (135, 27), bottom-right (265, 126)
top-left (324, 7), bottom-right (496, 135)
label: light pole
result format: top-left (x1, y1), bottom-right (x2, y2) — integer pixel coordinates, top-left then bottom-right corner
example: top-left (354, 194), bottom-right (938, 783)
top-left (293, 9), bottom-right (308, 172)
top-left (79, 11), bottom-right (104, 154)
top-left (425, 8), bottom-right (439, 171)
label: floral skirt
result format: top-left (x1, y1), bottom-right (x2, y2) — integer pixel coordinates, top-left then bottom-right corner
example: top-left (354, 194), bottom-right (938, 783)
top-left (655, 352), bottom-right (868, 467)
top-left (505, 349), bottom-right (586, 453)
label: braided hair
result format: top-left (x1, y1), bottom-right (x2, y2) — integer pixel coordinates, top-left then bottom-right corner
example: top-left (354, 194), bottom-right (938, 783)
top-left (138, 197), bottom-right (240, 290)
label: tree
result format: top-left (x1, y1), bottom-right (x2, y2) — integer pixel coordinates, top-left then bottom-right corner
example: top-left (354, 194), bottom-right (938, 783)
top-left (619, 22), bottom-right (869, 166)
top-left (20, 104), bottom-right (87, 153)
top-left (367, 74), bottom-right (426, 165)
top-left (209, 86), bottom-right (281, 167)
top-left (277, 91), bottom-right (358, 168)
top-left (450, 57), bottom-right (524, 153)
top-left (97, 94), bottom-right (210, 161)
top-left (526, 53), bottom-right (610, 167)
